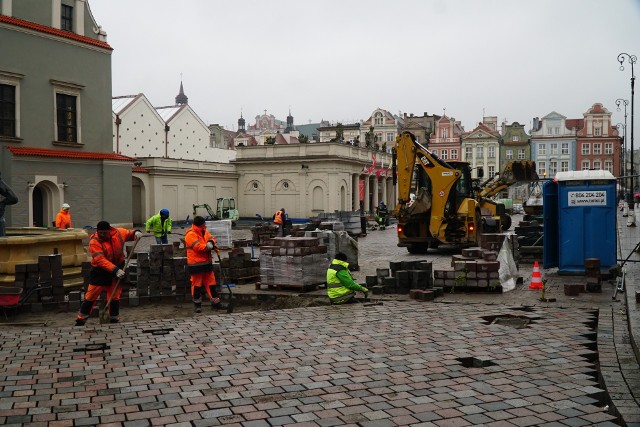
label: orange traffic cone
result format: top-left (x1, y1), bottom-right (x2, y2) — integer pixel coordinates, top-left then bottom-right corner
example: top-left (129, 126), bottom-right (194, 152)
top-left (529, 261), bottom-right (543, 290)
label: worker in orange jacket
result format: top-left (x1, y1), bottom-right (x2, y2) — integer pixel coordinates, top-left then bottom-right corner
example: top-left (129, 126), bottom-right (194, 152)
top-left (55, 203), bottom-right (72, 229)
top-left (185, 216), bottom-right (224, 312)
top-left (273, 208), bottom-right (285, 236)
top-left (75, 221), bottom-right (141, 326)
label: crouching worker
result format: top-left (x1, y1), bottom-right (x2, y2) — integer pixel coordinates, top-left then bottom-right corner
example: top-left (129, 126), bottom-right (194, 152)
top-left (326, 252), bottom-right (368, 304)
top-left (185, 216), bottom-right (225, 312)
top-left (75, 221), bottom-right (141, 326)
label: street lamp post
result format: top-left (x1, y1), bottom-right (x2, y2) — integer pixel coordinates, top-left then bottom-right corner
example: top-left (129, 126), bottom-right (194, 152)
top-left (616, 123), bottom-right (625, 178)
top-left (618, 52), bottom-right (636, 226)
top-left (616, 98), bottom-right (629, 197)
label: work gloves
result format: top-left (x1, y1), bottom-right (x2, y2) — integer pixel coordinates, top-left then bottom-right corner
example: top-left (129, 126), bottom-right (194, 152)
top-left (361, 287), bottom-right (369, 294)
top-left (206, 241), bottom-right (214, 250)
top-left (134, 230), bottom-right (143, 240)
top-left (115, 269), bottom-right (126, 279)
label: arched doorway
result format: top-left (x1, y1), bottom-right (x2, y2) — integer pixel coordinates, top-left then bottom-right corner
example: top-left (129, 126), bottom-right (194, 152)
top-left (31, 181), bottom-right (60, 227)
top-left (132, 176), bottom-right (146, 226)
top-left (340, 186), bottom-right (346, 211)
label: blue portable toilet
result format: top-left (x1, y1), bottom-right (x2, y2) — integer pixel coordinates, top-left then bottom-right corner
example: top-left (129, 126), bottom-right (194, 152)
top-left (543, 170), bottom-right (617, 274)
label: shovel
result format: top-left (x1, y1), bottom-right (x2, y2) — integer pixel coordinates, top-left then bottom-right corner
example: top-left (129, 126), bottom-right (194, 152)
top-left (214, 250), bottom-right (235, 314)
top-left (99, 234), bottom-right (147, 324)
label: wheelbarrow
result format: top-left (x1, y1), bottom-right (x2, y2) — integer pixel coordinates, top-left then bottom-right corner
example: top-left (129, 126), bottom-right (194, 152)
top-left (0, 283), bottom-right (51, 321)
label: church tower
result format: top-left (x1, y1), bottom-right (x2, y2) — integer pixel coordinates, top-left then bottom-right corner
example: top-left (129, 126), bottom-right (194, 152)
top-left (238, 112), bottom-right (246, 133)
top-left (175, 81), bottom-right (188, 105)
top-left (285, 108), bottom-right (294, 134)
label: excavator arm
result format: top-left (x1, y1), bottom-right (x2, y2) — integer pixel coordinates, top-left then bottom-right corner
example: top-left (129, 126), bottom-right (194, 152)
top-left (478, 160), bottom-right (539, 199)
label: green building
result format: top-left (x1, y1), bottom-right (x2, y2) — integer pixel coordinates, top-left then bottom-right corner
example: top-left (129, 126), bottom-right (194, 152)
top-left (0, 0), bottom-right (133, 228)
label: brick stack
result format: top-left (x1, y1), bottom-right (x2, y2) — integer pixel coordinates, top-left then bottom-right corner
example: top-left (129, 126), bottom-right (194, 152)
top-left (251, 223), bottom-right (279, 245)
top-left (365, 260), bottom-right (434, 296)
top-left (304, 230), bottom-right (359, 270)
top-left (433, 247), bottom-right (501, 292)
top-left (13, 254), bottom-right (65, 310)
top-left (258, 237), bottom-right (327, 291)
top-left (135, 244), bottom-right (188, 300)
top-left (585, 258), bottom-right (602, 293)
top-left (317, 211), bottom-right (363, 236)
top-left (220, 248), bottom-right (260, 285)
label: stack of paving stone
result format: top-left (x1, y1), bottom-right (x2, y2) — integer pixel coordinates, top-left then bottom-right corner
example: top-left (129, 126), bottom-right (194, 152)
top-left (303, 230), bottom-right (359, 270)
top-left (584, 258), bottom-right (602, 292)
top-left (135, 244), bottom-right (189, 301)
top-left (364, 260), bottom-right (435, 299)
top-left (250, 222), bottom-right (279, 245)
top-left (514, 219), bottom-right (542, 264)
top-left (13, 254), bottom-right (65, 310)
top-left (317, 211), bottom-right (362, 235)
top-left (207, 220), bottom-right (232, 248)
top-left (219, 247), bottom-right (260, 285)
top-left (257, 237), bottom-right (327, 291)
top-left (434, 247), bottom-right (501, 292)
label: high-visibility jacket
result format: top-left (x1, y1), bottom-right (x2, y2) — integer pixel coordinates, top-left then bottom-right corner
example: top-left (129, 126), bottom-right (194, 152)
top-left (273, 210), bottom-right (284, 225)
top-left (185, 224), bottom-right (216, 265)
top-left (55, 210), bottom-right (72, 229)
top-left (89, 227), bottom-right (136, 285)
top-left (146, 212), bottom-right (172, 237)
top-left (326, 258), bottom-right (364, 304)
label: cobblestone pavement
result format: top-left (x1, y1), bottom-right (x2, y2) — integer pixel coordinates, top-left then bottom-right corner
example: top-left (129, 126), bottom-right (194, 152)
top-left (1, 213), bottom-right (640, 426)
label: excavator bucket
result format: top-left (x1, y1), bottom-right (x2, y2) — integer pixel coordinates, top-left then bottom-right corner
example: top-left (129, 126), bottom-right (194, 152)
top-left (501, 161), bottom-right (538, 183)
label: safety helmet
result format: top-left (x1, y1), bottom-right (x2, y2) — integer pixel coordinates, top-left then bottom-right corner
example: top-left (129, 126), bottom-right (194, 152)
top-left (62, 203), bottom-right (70, 210)
top-left (160, 208), bottom-right (170, 216)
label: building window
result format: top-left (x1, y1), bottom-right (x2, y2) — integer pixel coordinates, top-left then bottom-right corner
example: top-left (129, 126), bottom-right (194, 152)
top-left (465, 147), bottom-right (472, 160)
top-left (61, 4), bottom-right (73, 32)
top-left (547, 126), bottom-right (553, 136)
top-left (550, 143), bottom-right (558, 155)
top-left (52, 79), bottom-right (83, 144)
top-left (593, 143), bottom-right (602, 155)
top-left (594, 126), bottom-right (601, 136)
top-left (386, 132), bottom-right (394, 142)
top-left (581, 143), bottom-right (590, 155)
top-left (476, 147), bottom-right (483, 158)
top-left (374, 112), bottom-right (383, 125)
top-left (432, 149), bottom-right (438, 156)
top-left (488, 146), bottom-right (495, 158)
top-left (593, 159), bottom-right (602, 170)
top-left (538, 144), bottom-right (546, 155)
top-left (582, 160), bottom-right (590, 170)
top-left (0, 84), bottom-right (16, 137)
top-left (512, 135), bottom-right (519, 142)
top-left (488, 165), bottom-right (495, 177)
top-left (605, 160), bottom-right (613, 173)
top-left (415, 135), bottom-right (420, 144)
top-left (506, 149), bottom-right (513, 160)
top-left (56, 94), bottom-right (77, 143)
top-left (441, 149), bottom-right (448, 160)
top-left (605, 143), bottom-right (613, 154)
top-left (442, 129), bottom-right (448, 139)
top-left (451, 149), bottom-right (458, 160)
top-left (538, 161), bottom-right (546, 177)
top-left (555, 127), bottom-right (560, 135)
top-left (518, 149), bottom-right (525, 160)
top-left (561, 161), bottom-right (569, 172)
top-left (549, 161), bottom-right (558, 176)
top-left (561, 142), bottom-right (569, 155)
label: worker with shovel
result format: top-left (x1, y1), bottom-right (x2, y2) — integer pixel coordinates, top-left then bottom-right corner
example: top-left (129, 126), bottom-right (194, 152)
top-left (326, 252), bottom-right (368, 304)
top-left (185, 216), bottom-right (225, 313)
top-left (75, 221), bottom-right (142, 326)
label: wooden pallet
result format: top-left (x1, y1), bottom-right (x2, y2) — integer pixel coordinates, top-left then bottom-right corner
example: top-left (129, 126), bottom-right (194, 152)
top-left (228, 275), bottom-right (260, 285)
top-left (255, 281), bottom-right (324, 292)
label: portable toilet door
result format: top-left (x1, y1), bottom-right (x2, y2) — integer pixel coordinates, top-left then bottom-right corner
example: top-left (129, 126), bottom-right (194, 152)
top-left (555, 170), bottom-right (617, 274)
top-left (543, 180), bottom-right (559, 268)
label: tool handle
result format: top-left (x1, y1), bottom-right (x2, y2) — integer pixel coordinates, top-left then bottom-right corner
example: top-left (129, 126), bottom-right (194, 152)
top-left (100, 236), bottom-right (141, 323)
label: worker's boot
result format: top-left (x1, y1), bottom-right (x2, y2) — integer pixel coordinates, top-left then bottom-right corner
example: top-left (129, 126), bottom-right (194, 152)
top-left (211, 297), bottom-right (227, 310)
top-left (194, 302), bottom-right (202, 313)
top-left (74, 318), bottom-right (86, 327)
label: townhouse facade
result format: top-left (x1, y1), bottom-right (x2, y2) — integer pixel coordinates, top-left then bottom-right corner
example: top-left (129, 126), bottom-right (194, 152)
top-left (402, 112), bottom-right (440, 147)
top-left (461, 117), bottom-right (501, 179)
top-left (575, 103), bottom-right (620, 175)
top-left (500, 122), bottom-right (531, 172)
top-left (428, 115), bottom-right (464, 162)
top-left (530, 111), bottom-right (578, 178)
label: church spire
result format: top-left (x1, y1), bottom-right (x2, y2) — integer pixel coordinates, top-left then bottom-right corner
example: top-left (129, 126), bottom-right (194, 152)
top-left (175, 80), bottom-right (188, 105)
top-left (238, 110), bottom-right (246, 132)
top-left (285, 107), bottom-right (294, 134)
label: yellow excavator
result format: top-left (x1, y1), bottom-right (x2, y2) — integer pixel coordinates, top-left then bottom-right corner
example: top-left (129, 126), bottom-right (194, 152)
top-left (393, 131), bottom-right (538, 253)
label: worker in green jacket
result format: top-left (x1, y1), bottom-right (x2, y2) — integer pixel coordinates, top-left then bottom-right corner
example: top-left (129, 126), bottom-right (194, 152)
top-left (146, 208), bottom-right (172, 244)
top-left (326, 252), bottom-right (368, 304)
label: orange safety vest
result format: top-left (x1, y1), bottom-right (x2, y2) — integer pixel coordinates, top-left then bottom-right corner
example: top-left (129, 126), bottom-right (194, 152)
top-left (185, 224), bottom-right (217, 265)
top-left (55, 210), bottom-right (72, 229)
top-left (274, 210), bottom-right (284, 225)
top-left (89, 227), bottom-right (135, 274)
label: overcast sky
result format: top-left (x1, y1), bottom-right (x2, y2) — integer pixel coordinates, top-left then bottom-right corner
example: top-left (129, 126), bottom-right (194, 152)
top-left (89, 0), bottom-right (640, 138)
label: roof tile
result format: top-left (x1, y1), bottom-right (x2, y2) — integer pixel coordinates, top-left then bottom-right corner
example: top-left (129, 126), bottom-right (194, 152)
top-left (7, 146), bottom-right (134, 161)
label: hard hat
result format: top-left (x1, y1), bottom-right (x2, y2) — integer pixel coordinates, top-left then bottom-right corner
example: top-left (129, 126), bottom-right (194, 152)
top-left (62, 203), bottom-right (70, 210)
top-left (160, 208), bottom-right (170, 216)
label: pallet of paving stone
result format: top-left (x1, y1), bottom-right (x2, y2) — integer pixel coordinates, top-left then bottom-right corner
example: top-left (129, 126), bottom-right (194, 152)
top-left (254, 281), bottom-right (323, 292)
top-left (232, 275), bottom-right (260, 285)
